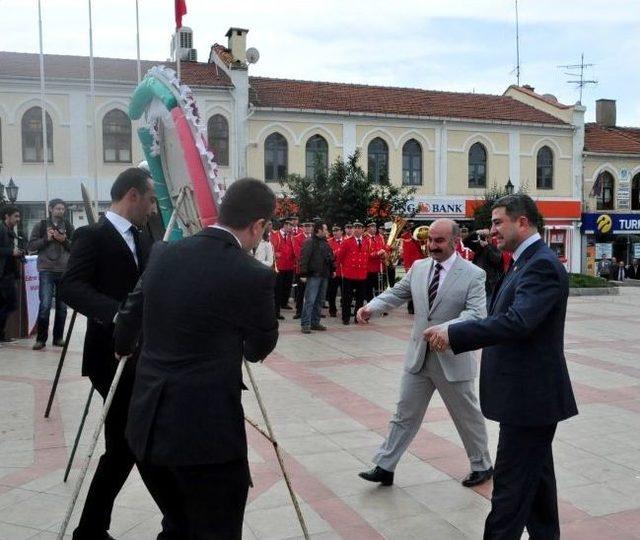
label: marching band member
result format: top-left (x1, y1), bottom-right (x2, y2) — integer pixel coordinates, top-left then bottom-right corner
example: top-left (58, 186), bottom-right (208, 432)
top-left (327, 225), bottom-right (345, 317)
top-left (337, 221), bottom-right (369, 325)
top-left (365, 221), bottom-right (389, 301)
top-left (270, 218), bottom-right (295, 314)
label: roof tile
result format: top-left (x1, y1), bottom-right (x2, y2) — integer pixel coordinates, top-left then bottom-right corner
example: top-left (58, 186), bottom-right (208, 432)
top-left (249, 77), bottom-right (568, 125)
top-left (584, 123), bottom-right (640, 155)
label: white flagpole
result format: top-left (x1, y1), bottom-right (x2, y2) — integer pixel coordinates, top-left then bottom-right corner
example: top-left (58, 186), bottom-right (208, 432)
top-left (88, 0), bottom-right (99, 214)
top-left (37, 0), bottom-right (50, 212)
top-left (135, 0), bottom-right (141, 83)
top-left (176, 27), bottom-right (181, 82)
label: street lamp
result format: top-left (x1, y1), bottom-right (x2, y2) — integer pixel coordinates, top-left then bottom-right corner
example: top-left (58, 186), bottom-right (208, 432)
top-left (5, 178), bottom-right (18, 203)
top-left (505, 178), bottom-right (514, 195)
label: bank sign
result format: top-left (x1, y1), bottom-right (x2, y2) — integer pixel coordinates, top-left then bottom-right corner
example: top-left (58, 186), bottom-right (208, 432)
top-left (581, 213), bottom-right (640, 235)
top-left (406, 197), bottom-right (466, 217)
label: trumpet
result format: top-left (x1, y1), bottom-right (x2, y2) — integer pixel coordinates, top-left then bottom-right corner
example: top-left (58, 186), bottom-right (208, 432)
top-left (412, 225), bottom-right (430, 256)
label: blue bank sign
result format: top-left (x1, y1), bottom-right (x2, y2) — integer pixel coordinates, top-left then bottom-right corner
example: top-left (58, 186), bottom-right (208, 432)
top-left (582, 213), bottom-right (640, 235)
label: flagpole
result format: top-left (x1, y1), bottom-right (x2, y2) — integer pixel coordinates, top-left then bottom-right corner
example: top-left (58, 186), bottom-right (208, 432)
top-left (176, 29), bottom-right (181, 82)
top-left (88, 0), bottom-right (99, 214)
top-left (37, 0), bottom-right (50, 212)
top-left (135, 0), bottom-right (141, 83)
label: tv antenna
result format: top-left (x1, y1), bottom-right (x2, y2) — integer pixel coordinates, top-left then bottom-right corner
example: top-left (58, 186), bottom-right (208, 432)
top-left (514, 0), bottom-right (521, 86)
top-left (558, 53), bottom-right (597, 104)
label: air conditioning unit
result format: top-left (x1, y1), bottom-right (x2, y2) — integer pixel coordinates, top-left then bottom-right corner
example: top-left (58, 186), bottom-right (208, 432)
top-left (170, 27), bottom-right (197, 62)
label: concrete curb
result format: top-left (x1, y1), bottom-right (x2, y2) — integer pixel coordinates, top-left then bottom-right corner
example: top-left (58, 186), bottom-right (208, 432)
top-left (569, 287), bottom-right (620, 296)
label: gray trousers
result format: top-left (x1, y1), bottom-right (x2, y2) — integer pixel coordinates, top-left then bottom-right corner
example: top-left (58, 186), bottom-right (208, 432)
top-left (374, 354), bottom-right (492, 472)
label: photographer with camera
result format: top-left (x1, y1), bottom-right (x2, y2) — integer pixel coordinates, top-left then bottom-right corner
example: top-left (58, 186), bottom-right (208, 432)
top-left (466, 228), bottom-right (503, 304)
top-left (28, 198), bottom-right (74, 350)
top-left (0, 205), bottom-right (24, 344)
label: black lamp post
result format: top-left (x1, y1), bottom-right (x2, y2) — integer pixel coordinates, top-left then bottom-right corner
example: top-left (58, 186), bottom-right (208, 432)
top-left (5, 178), bottom-right (18, 203)
top-left (505, 178), bottom-right (514, 195)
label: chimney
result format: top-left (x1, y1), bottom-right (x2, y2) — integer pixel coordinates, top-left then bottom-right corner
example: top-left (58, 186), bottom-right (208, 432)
top-left (596, 99), bottom-right (616, 127)
top-left (522, 84), bottom-right (535, 92)
top-left (226, 27), bottom-right (249, 64)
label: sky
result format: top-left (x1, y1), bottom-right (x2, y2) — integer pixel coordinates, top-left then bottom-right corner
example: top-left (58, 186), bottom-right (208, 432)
top-left (1, 0), bottom-right (638, 125)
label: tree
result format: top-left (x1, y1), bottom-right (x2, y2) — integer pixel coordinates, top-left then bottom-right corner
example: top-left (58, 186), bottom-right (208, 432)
top-left (279, 150), bottom-right (416, 226)
top-left (472, 182), bottom-right (543, 232)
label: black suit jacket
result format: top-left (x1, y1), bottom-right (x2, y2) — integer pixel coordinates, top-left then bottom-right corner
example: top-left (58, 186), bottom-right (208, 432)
top-left (449, 239), bottom-right (578, 426)
top-left (118, 227), bottom-right (278, 466)
top-left (60, 217), bottom-right (150, 385)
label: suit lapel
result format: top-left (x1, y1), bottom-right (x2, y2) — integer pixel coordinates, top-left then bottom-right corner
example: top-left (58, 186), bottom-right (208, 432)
top-left (430, 256), bottom-right (463, 313)
top-left (102, 218), bottom-right (138, 272)
top-left (490, 240), bottom-right (544, 312)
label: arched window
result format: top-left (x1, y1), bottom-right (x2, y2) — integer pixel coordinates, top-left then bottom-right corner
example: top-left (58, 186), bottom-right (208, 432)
top-left (468, 142), bottom-right (486, 188)
top-left (264, 132), bottom-right (288, 182)
top-left (305, 134), bottom-right (328, 179)
top-left (103, 109), bottom-right (132, 163)
top-left (632, 173), bottom-right (640, 211)
top-left (368, 137), bottom-right (389, 183)
top-left (536, 146), bottom-right (553, 189)
top-left (208, 114), bottom-right (229, 166)
top-left (402, 139), bottom-right (422, 186)
top-left (596, 171), bottom-right (614, 211)
top-left (22, 106), bottom-right (53, 162)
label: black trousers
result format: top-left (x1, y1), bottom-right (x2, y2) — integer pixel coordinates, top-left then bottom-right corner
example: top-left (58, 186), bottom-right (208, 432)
top-left (365, 271), bottom-right (383, 301)
top-left (484, 423), bottom-right (559, 540)
top-left (74, 359), bottom-right (138, 538)
top-left (140, 459), bottom-right (251, 540)
top-left (326, 275), bottom-right (342, 315)
top-left (275, 270), bottom-right (294, 308)
top-left (0, 276), bottom-right (18, 339)
top-left (294, 274), bottom-right (306, 315)
top-left (342, 278), bottom-right (365, 323)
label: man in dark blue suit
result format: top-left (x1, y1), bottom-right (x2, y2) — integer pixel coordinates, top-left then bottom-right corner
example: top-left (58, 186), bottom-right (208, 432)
top-left (426, 194), bottom-right (577, 540)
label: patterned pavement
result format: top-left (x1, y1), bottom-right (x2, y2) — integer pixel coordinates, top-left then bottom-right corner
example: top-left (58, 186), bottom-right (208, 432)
top-left (1, 288), bottom-right (640, 539)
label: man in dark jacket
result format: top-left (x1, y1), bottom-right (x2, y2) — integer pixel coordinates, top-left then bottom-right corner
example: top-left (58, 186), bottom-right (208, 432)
top-left (114, 178), bottom-right (278, 540)
top-left (299, 220), bottom-right (335, 333)
top-left (427, 194), bottom-right (577, 540)
top-left (60, 168), bottom-right (156, 540)
top-left (0, 205), bottom-right (24, 344)
top-left (467, 229), bottom-right (504, 304)
top-left (28, 198), bottom-right (74, 350)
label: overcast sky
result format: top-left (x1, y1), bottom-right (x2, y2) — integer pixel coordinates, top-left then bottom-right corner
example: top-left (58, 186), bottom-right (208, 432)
top-left (1, 0), bottom-right (638, 125)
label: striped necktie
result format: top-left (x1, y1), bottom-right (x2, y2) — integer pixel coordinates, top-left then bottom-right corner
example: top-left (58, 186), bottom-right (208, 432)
top-left (428, 263), bottom-right (442, 308)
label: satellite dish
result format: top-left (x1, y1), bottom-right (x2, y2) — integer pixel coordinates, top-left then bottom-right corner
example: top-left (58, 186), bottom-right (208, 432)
top-left (246, 47), bottom-right (260, 64)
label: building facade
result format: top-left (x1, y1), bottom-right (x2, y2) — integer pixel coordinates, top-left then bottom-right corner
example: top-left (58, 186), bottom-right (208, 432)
top-left (4, 27), bottom-right (628, 273)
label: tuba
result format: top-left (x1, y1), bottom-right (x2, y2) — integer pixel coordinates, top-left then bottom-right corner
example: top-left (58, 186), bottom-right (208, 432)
top-left (412, 225), bottom-right (430, 256)
top-left (386, 217), bottom-right (408, 266)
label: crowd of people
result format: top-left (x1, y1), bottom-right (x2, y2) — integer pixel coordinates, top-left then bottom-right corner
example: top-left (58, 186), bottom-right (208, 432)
top-left (0, 168), bottom-right (582, 539)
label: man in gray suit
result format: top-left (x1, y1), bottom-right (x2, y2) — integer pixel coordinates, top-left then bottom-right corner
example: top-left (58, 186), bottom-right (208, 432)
top-left (356, 219), bottom-right (493, 487)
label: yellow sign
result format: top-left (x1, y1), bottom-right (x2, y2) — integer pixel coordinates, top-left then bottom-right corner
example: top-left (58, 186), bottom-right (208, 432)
top-left (596, 214), bottom-right (612, 234)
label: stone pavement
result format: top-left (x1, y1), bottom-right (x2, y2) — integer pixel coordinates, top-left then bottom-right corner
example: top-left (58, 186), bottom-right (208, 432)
top-left (1, 289), bottom-right (640, 539)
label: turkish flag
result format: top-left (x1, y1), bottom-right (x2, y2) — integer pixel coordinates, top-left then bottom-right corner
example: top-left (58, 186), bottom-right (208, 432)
top-left (175, 0), bottom-right (187, 29)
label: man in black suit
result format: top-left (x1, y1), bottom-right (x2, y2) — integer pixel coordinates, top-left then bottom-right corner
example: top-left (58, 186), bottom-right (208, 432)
top-left (114, 178), bottom-right (279, 539)
top-left (60, 168), bottom-right (156, 540)
top-left (627, 258), bottom-right (640, 279)
top-left (0, 205), bottom-right (24, 343)
top-left (426, 194), bottom-right (577, 540)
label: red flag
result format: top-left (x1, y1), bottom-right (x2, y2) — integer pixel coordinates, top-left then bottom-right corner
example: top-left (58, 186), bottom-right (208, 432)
top-left (175, 0), bottom-right (187, 29)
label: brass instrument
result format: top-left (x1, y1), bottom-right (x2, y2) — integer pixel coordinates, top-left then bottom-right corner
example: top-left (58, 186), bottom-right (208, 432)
top-left (386, 217), bottom-right (408, 266)
top-left (412, 225), bottom-right (430, 256)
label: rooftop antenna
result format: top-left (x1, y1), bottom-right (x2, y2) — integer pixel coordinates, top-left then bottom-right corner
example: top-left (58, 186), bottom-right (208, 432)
top-left (515, 0), bottom-right (520, 86)
top-left (558, 53), bottom-right (597, 104)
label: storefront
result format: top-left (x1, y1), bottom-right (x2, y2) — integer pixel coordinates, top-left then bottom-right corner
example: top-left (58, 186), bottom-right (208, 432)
top-left (581, 212), bottom-right (640, 274)
top-left (464, 199), bottom-right (582, 273)
top-left (405, 196), bottom-right (470, 222)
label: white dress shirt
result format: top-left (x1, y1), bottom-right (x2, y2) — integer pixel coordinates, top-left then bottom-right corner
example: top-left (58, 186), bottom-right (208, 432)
top-left (428, 251), bottom-right (458, 293)
top-left (105, 210), bottom-right (138, 266)
top-left (513, 232), bottom-right (541, 262)
top-left (253, 239), bottom-right (275, 268)
top-left (210, 224), bottom-right (242, 248)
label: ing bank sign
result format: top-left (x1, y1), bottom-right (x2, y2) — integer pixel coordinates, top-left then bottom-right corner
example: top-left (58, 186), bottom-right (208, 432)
top-left (406, 197), bottom-right (466, 218)
top-left (581, 213), bottom-right (640, 235)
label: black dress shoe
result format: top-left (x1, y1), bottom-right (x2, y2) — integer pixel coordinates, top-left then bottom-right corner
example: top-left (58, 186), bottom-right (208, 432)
top-left (277, 315), bottom-right (285, 320)
top-left (461, 467), bottom-right (493, 487)
top-left (293, 313), bottom-right (301, 319)
top-left (0, 337), bottom-right (15, 343)
top-left (342, 320), bottom-right (350, 325)
top-left (358, 466), bottom-right (394, 486)
top-left (281, 304), bottom-right (293, 310)
top-left (53, 339), bottom-right (65, 347)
